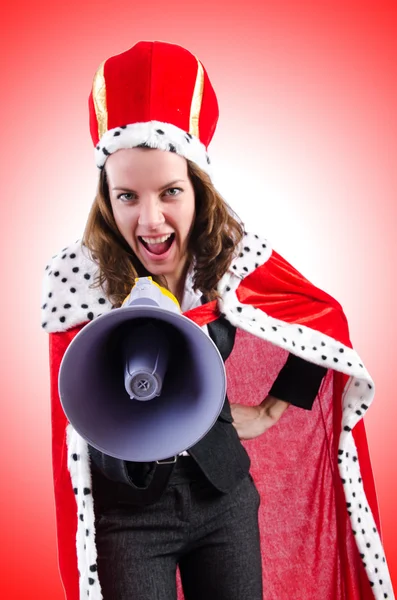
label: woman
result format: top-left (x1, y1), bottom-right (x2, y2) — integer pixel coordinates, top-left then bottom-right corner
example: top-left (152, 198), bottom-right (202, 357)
top-left (42, 41), bottom-right (393, 600)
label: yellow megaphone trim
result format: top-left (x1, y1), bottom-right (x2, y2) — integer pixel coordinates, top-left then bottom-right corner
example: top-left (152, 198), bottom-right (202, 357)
top-left (122, 277), bottom-right (181, 308)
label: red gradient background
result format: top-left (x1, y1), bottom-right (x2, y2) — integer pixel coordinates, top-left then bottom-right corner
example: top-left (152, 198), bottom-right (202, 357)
top-left (1, 1), bottom-right (396, 597)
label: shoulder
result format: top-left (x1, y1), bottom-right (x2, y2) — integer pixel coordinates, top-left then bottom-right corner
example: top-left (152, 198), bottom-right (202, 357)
top-left (218, 231), bottom-right (349, 345)
top-left (225, 231), bottom-right (339, 308)
top-left (41, 240), bottom-right (113, 333)
top-left (227, 231), bottom-right (272, 280)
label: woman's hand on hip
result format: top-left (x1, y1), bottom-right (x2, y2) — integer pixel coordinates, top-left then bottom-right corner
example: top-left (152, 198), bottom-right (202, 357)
top-left (230, 395), bottom-right (290, 440)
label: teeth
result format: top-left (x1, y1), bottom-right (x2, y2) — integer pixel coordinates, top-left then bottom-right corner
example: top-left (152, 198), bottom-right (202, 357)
top-left (141, 234), bottom-right (173, 244)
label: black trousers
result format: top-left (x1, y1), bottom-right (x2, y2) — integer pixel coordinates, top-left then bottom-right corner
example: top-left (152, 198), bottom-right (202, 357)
top-left (94, 457), bottom-right (263, 600)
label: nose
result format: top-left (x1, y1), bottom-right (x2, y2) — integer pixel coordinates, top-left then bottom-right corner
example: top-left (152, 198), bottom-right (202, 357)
top-left (138, 197), bottom-right (165, 230)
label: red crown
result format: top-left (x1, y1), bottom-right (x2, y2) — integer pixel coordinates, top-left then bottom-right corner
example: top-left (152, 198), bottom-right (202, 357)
top-left (89, 41), bottom-right (219, 171)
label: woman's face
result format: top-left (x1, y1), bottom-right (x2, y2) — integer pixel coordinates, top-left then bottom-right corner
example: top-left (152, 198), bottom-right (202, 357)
top-left (106, 148), bottom-right (196, 289)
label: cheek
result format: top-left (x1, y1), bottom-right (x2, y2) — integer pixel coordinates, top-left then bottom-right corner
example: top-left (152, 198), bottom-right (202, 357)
top-left (109, 200), bottom-right (121, 227)
top-left (112, 212), bottom-right (125, 235)
top-left (187, 206), bottom-right (196, 238)
top-left (175, 211), bottom-right (194, 242)
top-left (180, 199), bottom-right (196, 237)
top-left (113, 206), bottom-right (134, 236)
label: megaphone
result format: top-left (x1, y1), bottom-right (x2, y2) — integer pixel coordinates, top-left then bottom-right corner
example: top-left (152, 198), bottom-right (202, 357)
top-left (59, 278), bottom-right (226, 462)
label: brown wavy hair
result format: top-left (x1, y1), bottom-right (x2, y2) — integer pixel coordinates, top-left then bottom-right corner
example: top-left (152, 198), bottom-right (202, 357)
top-left (83, 157), bottom-right (244, 307)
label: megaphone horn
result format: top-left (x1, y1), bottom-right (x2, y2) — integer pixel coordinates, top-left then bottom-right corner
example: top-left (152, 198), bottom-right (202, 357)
top-left (59, 278), bottom-right (226, 462)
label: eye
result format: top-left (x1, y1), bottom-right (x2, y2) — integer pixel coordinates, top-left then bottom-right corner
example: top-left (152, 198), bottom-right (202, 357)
top-left (117, 192), bottom-right (136, 202)
top-left (163, 187), bottom-right (182, 197)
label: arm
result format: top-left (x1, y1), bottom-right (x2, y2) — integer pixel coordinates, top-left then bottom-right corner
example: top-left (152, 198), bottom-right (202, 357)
top-left (268, 353), bottom-right (328, 411)
top-left (231, 354), bottom-right (327, 440)
top-left (231, 394), bottom-right (290, 440)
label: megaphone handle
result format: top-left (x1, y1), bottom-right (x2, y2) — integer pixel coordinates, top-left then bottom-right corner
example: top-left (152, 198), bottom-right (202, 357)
top-left (123, 323), bottom-right (170, 400)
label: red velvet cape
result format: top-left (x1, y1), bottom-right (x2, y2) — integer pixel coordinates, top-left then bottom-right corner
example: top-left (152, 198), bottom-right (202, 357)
top-left (48, 250), bottom-right (382, 600)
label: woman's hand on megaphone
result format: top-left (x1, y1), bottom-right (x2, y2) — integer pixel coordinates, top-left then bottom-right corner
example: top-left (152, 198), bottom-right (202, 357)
top-left (230, 396), bottom-right (290, 441)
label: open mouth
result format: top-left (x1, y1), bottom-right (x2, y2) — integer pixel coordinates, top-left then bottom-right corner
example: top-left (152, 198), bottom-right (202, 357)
top-left (138, 233), bottom-right (175, 256)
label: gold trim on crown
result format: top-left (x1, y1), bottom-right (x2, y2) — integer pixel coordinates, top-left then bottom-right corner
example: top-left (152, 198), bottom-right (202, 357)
top-left (189, 59), bottom-right (204, 139)
top-left (92, 61), bottom-right (108, 140)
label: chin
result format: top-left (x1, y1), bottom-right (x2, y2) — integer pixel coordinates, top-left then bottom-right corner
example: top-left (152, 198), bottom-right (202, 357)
top-left (136, 257), bottom-right (171, 274)
top-left (149, 264), bottom-right (176, 277)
